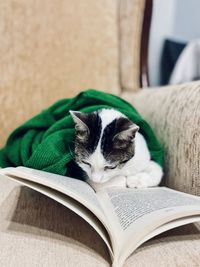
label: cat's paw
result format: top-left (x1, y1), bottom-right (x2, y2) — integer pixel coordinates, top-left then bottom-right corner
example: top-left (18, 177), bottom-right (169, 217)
top-left (126, 173), bottom-right (150, 188)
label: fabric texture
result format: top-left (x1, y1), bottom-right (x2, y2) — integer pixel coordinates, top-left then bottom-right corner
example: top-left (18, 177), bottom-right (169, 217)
top-left (0, 0), bottom-right (120, 148)
top-left (0, 0), bottom-right (145, 148)
top-left (0, 89), bottom-right (164, 176)
top-left (121, 81), bottom-right (200, 196)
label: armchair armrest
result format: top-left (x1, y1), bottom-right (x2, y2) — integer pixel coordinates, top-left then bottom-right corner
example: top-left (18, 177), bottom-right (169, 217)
top-left (121, 81), bottom-right (200, 195)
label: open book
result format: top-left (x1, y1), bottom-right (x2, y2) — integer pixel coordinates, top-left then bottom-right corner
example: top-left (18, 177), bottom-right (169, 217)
top-left (1, 167), bottom-right (200, 267)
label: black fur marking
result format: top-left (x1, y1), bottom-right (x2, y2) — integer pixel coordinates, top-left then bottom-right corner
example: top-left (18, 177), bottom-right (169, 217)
top-left (84, 112), bottom-right (102, 153)
top-left (67, 160), bottom-right (86, 181)
top-left (101, 118), bottom-right (135, 164)
top-left (75, 112), bottom-right (102, 161)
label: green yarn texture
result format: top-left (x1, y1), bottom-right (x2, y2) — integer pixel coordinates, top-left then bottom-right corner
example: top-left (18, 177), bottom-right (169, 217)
top-left (0, 89), bottom-right (164, 176)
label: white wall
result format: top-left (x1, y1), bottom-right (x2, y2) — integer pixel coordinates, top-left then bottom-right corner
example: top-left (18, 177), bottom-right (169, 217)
top-left (173, 0), bottom-right (200, 41)
top-left (149, 0), bottom-right (200, 86)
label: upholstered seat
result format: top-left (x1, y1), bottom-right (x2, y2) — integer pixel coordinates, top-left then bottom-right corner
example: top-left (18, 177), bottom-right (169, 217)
top-left (1, 0), bottom-right (200, 266)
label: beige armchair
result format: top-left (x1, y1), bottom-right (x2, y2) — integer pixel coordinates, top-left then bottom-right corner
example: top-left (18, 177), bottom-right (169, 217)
top-left (1, 0), bottom-right (200, 266)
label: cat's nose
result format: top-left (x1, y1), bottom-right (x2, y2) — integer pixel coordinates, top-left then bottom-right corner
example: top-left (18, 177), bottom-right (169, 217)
top-left (91, 173), bottom-right (102, 183)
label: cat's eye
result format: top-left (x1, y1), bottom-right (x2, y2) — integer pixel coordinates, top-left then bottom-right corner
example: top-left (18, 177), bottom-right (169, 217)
top-left (104, 165), bottom-right (117, 171)
top-left (82, 160), bottom-right (91, 167)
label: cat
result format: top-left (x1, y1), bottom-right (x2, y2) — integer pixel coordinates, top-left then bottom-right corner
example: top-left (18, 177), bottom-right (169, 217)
top-left (70, 109), bottom-right (163, 190)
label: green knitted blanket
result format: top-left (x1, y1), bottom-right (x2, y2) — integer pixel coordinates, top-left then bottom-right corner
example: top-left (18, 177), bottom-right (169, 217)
top-left (0, 89), bottom-right (164, 176)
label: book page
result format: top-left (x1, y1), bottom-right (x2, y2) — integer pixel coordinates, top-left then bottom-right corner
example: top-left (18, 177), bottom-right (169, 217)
top-left (2, 167), bottom-right (104, 217)
top-left (1, 167), bottom-right (118, 244)
top-left (2, 174), bottom-right (113, 259)
top-left (1, 167), bottom-right (118, 258)
top-left (105, 187), bottom-right (200, 231)
top-left (118, 214), bottom-right (200, 267)
top-left (97, 187), bottom-right (200, 265)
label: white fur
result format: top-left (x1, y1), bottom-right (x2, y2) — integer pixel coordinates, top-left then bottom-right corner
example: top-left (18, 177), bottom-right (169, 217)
top-left (99, 109), bottom-right (125, 129)
top-left (78, 109), bottom-right (163, 190)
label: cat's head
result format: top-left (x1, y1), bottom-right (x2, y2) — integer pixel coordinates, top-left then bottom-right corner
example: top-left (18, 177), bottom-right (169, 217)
top-left (70, 109), bottom-right (139, 183)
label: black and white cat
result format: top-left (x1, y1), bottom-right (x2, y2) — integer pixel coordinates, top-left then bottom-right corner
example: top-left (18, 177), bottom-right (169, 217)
top-left (70, 109), bottom-right (163, 190)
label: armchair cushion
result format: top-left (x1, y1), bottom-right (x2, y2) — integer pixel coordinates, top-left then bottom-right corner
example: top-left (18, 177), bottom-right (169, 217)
top-left (0, 0), bottom-right (146, 148)
top-left (1, 0), bottom-right (121, 148)
top-left (121, 81), bottom-right (200, 195)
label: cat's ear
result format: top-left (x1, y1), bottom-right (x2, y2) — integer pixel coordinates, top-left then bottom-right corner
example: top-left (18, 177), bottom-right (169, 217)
top-left (113, 124), bottom-right (139, 142)
top-left (70, 111), bottom-right (90, 138)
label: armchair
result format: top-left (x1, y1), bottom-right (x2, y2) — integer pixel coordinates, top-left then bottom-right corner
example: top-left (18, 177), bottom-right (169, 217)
top-left (0, 0), bottom-right (200, 266)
